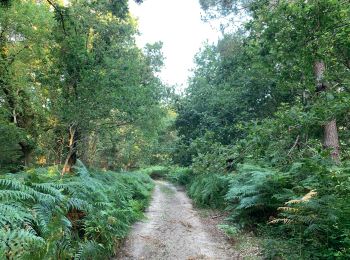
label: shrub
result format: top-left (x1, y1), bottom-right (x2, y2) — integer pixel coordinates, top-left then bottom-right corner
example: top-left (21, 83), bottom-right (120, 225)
top-left (139, 165), bottom-right (169, 179)
top-left (224, 159), bottom-right (350, 259)
top-left (166, 167), bottom-right (193, 186)
top-left (265, 159), bottom-right (350, 259)
top-left (188, 174), bottom-right (231, 209)
top-left (225, 164), bottom-right (292, 228)
top-left (167, 167), bottom-right (229, 208)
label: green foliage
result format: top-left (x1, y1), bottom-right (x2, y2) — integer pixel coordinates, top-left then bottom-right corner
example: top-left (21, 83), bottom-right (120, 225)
top-left (172, 0), bottom-right (350, 258)
top-left (173, 160), bottom-right (350, 258)
top-left (174, 0), bottom-right (350, 167)
top-left (188, 174), bottom-right (231, 209)
top-left (139, 165), bottom-right (170, 179)
top-left (167, 167), bottom-right (230, 209)
top-left (0, 163), bottom-right (154, 259)
top-left (1, 0), bottom-right (350, 259)
top-left (166, 167), bottom-right (193, 186)
top-left (217, 224), bottom-right (240, 237)
top-left (225, 164), bottom-right (291, 228)
top-left (264, 159), bottom-right (350, 259)
top-left (190, 133), bottom-right (237, 174)
top-left (0, 0), bottom-right (167, 173)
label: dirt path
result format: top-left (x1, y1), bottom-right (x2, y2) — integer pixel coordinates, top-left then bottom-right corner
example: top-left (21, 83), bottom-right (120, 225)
top-left (115, 181), bottom-right (240, 260)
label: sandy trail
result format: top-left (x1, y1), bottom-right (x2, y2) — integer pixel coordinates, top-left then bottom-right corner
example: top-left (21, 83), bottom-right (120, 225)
top-left (115, 180), bottom-right (239, 260)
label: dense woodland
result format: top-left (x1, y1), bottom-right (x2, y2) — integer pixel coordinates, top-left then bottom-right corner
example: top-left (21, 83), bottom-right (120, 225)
top-left (1, 0), bottom-right (350, 259)
top-left (171, 0), bottom-right (350, 258)
top-left (0, 0), bottom-right (168, 174)
top-left (0, 0), bottom-right (166, 258)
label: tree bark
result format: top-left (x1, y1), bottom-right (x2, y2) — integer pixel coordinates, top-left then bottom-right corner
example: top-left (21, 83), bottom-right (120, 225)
top-left (314, 60), bottom-right (340, 162)
top-left (62, 125), bottom-right (79, 174)
top-left (324, 119), bottom-right (340, 163)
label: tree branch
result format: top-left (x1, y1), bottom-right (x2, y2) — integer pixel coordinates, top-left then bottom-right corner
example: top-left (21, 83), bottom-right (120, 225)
top-left (287, 135), bottom-right (300, 157)
top-left (46, 0), bottom-right (67, 35)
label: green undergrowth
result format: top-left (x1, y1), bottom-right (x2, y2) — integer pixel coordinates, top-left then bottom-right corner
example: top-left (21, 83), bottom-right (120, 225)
top-left (139, 165), bottom-right (170, 179)
top-left (0, 161), bottom-right (154, 259)
top-left (167, 167), bottom-right (229, 209)
top-left (168, 160), bottom-right (350, 259)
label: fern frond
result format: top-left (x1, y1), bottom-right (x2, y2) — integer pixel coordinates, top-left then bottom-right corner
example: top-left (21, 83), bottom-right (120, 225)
top-left (0, 229), bottom-right (45, 258)
top-left (268, 218), bottom-right (294, 224)
top-left (287, 190), bottom-right (317, 204)
top-left (277, 206), bottom-right (298, 213)
top-left (74, 241), bottom-right (104, 260)
top-left (31, 183), bottom-right (64, 201)
top-left (0, 204), bottom-right (34, 227)
top-left (0, 190), bottom-right (35, 201)
top-left (67, 198), bottom-right (90, 212)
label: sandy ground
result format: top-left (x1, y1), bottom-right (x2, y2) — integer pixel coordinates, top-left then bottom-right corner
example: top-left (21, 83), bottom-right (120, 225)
top-left (115, 181), bottom-right (241, 260)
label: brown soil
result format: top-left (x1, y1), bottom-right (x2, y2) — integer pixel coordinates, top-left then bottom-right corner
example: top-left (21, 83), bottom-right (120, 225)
top-left (115, 181), bottom-right (242, 260)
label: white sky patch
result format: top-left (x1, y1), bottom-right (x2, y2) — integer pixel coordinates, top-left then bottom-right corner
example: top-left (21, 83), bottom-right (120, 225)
top-left (129, 0), bottom-right (221, 91)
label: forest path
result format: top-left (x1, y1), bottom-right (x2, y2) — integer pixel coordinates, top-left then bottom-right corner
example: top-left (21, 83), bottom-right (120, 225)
top-left (115, 180), bottom-right (240, 260)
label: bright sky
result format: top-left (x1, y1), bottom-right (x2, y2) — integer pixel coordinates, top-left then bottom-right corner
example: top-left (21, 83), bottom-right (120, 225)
top-left (129, 0), bottom-right (221, 91)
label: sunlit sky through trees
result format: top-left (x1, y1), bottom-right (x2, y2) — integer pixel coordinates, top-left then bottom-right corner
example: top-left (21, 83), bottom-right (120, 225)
top-left (129, 0), bottom-right (221, 92)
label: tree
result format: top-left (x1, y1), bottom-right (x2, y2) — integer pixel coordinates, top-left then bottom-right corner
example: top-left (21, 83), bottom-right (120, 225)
top-left (46, 0), bottom-right (166, 173)
top-left (195, 0), bottom-right (349, 163)
top-left (0, 0), bottom-right (53, 171)
top-left (0, 0), bottom-right (167, 173)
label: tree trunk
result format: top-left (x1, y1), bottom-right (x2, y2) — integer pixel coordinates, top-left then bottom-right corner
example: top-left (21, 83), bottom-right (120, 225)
top-left (314, 60), bottom-right (340, 162)
top-left (19, 142), bottom-right (32, 167)
top-left (324, 119), bottom-right (340, 163)
top-left (62, 125), bottom-right (79, 175)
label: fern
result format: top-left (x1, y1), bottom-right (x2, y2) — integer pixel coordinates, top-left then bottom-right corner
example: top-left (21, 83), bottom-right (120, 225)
top-left (74, 241), bottom-right (105, 260)
top-left (0, 204), bottom-right (33, 227)
top-left (73, 160), bottom-right (90, 178)
top-left (187, 174), bottom-right (230, 208)
top-left (67, 198), bottom-right (90, 212)
top-left (0, 230), bottom-right (45, 259)
top-left (0, 190), bottom-right (35, 201)
top-left (225, 164), bottom-right (291, 227)
top-left (31, 183), bottom-right (65, 201)
top-left (0, 163), bottom-right (154, 259)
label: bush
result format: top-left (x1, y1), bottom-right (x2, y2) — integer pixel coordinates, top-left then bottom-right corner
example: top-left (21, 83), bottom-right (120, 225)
top-left (225, 159), bottom-right (350, 259)
top-left (166, 167), bottom-right (193, 186)
top-left (167, 167), bottom-right (230, 209)
top-left (0, 162), bottom-right (154, 259)
top-left (188, 174), bottom-right (231, 209)
top-left (225, 164), bottom-right (292, 228)
top-left (139, 165), bottom-right (169, 179)
top-left (265, 159), bottom-right (350, 259)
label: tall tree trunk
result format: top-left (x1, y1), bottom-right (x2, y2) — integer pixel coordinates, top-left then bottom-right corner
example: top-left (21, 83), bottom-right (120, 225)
top-left (314, 60), bottom-right (340, 162)
top-left (62, 124), bottom-right (79, 174)
top-left (324, 119), bottom-right (340, 162)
